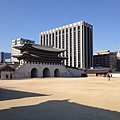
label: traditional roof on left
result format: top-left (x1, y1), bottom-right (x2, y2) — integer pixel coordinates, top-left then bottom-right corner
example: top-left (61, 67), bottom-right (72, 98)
top-left (0, 64), bottom-right (15, 71)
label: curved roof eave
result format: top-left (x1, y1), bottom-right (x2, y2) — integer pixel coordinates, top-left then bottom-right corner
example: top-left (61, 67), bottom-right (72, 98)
top-left (12, 44), bottom-right (66, 52)
top-left (31, 44), bottom-right (65, 52)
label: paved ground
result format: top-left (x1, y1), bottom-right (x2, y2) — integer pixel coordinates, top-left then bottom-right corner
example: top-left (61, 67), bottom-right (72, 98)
top-left (0, 77), bottom-right (120, 120)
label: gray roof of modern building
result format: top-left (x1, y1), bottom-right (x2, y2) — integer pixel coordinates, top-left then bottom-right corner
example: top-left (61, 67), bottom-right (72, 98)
top-left (12, 38), bottom-right (35, 43)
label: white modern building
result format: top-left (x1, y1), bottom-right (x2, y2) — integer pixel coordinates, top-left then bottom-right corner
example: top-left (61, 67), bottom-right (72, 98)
top-left (117, 45), bottom-right (120, 58)
top-left (40, 20), bottom-right (93, 69)
top-left (117, 45), bottom-right (120, 71)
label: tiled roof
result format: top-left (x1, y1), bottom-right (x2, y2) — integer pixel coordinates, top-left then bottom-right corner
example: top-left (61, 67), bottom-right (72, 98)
top-left (86, 68), bottom-right (111, 73)
top-left (13, 44), bottom-right (65, 52)
top-left (32, 44), bottom-right (65, 52)
top-left (0, 64), bottom-right (15, 71)
top-left (13, 53), bottom-right (67, 60)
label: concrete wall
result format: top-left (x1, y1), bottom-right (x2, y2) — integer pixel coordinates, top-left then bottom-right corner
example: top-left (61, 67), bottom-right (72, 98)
top-left (111, 73), bottom-right (120, 77)
top-left (1, 71), bottom-right (11, 79)
top-left (13, 62), bottom-right (83, 79)
top-left (66, 67), bottom-right (84, 77)
top-left (87, 74), bottom-right (96, 77)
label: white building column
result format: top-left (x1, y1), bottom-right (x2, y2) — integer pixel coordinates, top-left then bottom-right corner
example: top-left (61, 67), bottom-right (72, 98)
top-left (72, 24), bottom-right (74, 67)
top-left (86, 24), bottom-right (88, 68)
top-left (68, 25), bottom-right (70, 66)
top-left (64, 26), bottom-right (66, 65)
top-left (57, 29), bottom-right (59, 48)
top-left (80, 21), bottom-right (83, 68)
top-left (41, 33), bottom-right (44, 45)
top-left (76, 23), bottom-right (78, 68)
top-left (51, 30), bottom-right (53, 46)
top-left (45, 32), bottom-right (47, 46)
top-left (60, 28), bottom-right (63, 57)
top-left (54, 29), bottom-right (56, 47)
top-left (47, 31), bottom-right (50, 46)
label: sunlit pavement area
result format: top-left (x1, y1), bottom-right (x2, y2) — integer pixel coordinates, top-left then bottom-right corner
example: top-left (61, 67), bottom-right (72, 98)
top-left (0, 77), bottom-right (120, 120)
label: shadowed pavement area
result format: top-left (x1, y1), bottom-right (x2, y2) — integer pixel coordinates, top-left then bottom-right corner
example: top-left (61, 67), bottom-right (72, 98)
top-left (0, 99), bottom-right (120, 120)
top-left (0, 88), bottom-right (48, 101)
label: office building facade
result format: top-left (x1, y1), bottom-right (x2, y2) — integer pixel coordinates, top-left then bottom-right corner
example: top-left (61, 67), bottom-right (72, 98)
top-left (0, 52), bottom-right (11, 63)
top-left (40, 21), bottom-right (93, 69)
top-left (93, 50), bottom-right (117, 70)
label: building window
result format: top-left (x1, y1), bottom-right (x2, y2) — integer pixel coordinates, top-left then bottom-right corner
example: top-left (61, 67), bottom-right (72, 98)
top-left (59, 30), bottom-right (61, 35)
top-left (62, 33), bottom-right (64, 49)
top-left (59, 30), bottom-right (61, 48)
top-left (66, 28), bottom-right (68, 33)
top-left (44, 35), bottom-right (45, 45)
top-left (74, 27), bottom-right (76, 64)
top-left (46, 34), bottom-right (48, 46)
top-left (41, 36), bottom-right (42, 41)
top-left (62, 29), bottom-right (64, 34)
top-left (78, 29), bottom-right (80, 67)
top-left (15, 40), bottom-right (17, 45)
top-left (56, 35), bottom-right (58, 47)
top-left (52, 33), bottom-right (54, 46)
top-left (49, 34), bottom-right (51, 46)
top-left (74, 27), bottom-right (76, 31)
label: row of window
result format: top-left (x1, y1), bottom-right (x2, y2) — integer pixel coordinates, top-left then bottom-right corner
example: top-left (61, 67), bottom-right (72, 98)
top-left (41, 31), bottom-right (81, 46)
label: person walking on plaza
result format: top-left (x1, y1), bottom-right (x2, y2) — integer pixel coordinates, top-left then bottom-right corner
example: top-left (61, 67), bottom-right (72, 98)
top-left (107, 74), bottom-right (111, 81)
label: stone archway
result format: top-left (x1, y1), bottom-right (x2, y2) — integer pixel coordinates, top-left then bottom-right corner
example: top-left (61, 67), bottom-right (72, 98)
top-left (54, 69), bottom-right (60, 77)
top-left (43, 68), bottom-right (50, 77)
top-left (31, 68), bottom-right (38, 78)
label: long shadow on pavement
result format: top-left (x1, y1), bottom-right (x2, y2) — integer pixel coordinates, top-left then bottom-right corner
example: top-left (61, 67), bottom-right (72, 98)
top-left (0, 99), bottom-right (120, 120)
top-left (0, 88), bottom-right (48, 101)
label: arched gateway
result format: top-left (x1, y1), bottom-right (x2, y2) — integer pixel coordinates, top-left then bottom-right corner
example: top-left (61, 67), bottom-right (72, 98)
top-left (43, 68), bottom-right (50, 77)
top-left (13, 43), bottom-right (67, 78)
top-left (31, 68), bottom-right (38, 78)
top-left (54, 69), bottom-right (60, 77)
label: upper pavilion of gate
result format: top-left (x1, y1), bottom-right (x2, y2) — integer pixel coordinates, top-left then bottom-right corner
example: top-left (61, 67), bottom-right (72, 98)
top-left (12, 44), bottom-right (67, 64)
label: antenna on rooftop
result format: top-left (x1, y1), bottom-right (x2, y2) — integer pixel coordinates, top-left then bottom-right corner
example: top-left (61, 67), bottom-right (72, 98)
top-left (119, 45), bottom-right (120, 50)
top-left (118, 45), bottom-right (120, 54)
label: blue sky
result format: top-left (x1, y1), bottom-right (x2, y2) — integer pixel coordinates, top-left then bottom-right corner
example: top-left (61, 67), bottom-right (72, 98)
top-left (0, 0), bottom-right (120, 53)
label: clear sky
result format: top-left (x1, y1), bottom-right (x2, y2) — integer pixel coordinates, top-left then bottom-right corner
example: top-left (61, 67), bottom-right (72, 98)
top-left (0, 0), bottom-right (120, 53)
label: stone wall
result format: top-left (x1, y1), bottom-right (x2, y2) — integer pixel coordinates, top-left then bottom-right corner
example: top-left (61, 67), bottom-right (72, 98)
top-left (12, 62), bottom-right (83, 79)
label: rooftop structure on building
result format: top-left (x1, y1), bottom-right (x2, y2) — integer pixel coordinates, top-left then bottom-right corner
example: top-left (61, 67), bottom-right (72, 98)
top-left (40, 20), bottom-right (93, 69)
top-left (117, 45), bottom-right (120, 58)
top-left (93, 50), bottom-right (110, 55)
top-left (117, 45), bottom-right (120, 71)
top-left (11, 38), bottom-right (35, 63)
